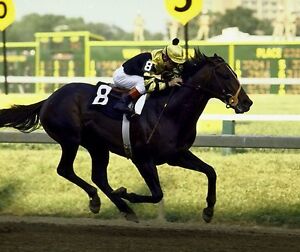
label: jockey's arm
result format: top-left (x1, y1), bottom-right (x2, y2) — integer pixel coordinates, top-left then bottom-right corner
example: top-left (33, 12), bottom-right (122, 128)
top-left (144, 72), bottom-right (168, 92)
top-left (144, 72), bottom-right (182, 92)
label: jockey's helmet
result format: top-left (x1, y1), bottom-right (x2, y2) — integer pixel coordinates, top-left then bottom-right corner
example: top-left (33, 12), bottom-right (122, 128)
top-left (163, 38), bottom-right (185, 64)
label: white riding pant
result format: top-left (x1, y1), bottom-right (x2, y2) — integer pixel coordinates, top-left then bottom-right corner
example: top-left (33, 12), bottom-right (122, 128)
top-left (112, 66), bottom-right (146, 94)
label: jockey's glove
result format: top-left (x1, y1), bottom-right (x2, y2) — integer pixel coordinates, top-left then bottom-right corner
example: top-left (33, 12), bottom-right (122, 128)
top-left (168, 77), bottom-right (183, 87)
top-left (161, 71), bottom-right (175, 82)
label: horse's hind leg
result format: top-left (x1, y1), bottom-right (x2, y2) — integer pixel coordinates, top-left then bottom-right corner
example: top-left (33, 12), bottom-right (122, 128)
top-left (57, 143), bottom-right (101, 213)
top-left (86, 145), bottom-right (138, 222)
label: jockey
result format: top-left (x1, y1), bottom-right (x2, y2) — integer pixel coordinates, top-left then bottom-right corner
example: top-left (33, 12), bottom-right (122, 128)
top-left (112, 38), bottom-right (185, 113)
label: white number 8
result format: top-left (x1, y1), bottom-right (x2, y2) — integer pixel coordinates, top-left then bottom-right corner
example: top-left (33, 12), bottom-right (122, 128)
top-left (92, 85), bottom-right (112, 105)
top-left (144, 60), bottom-right (153, 72)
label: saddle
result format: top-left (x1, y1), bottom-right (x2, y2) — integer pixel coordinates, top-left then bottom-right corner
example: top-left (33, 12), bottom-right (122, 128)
top-left (90, 81), bottom-right (146, 120)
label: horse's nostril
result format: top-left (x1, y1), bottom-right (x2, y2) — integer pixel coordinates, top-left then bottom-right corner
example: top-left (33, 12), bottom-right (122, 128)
top-left (242, 99), bottom-right (253, 109)
top-left (247, 99), bottom-right (253, 108)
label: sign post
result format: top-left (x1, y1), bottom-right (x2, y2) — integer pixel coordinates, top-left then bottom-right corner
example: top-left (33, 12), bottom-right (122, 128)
top-left (0, 0), bottom-right (15, 94)
top-left (2, 29), bottom-right (7, 94)
top-left (164, 0), bottom-right (202, 59)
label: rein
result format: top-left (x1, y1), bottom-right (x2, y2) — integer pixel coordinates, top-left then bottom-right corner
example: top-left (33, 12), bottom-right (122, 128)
top-left (146, 88), bottom-right (175, 144)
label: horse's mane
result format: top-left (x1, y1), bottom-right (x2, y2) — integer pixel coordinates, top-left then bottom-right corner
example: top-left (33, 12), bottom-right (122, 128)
top-left (190, 48), bottom-right (207, 64)
top-left (180, 49), bottom-right (205, 82)
top-left (149, 49), bottom-right (225, 98)
top-left (181, 49), bottom-right (226, 82)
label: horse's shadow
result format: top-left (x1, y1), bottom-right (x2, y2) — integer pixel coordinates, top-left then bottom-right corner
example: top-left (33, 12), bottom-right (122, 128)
top-left (0, 181), bottom-right (18, 211)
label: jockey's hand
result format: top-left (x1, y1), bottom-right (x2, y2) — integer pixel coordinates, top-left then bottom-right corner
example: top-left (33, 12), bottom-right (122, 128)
top-left (161, 71), bottom-right (175, 82)
top-left (168, 77), bottom-right (183, 87)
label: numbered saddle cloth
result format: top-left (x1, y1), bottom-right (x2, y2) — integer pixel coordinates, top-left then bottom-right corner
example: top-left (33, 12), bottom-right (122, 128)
top-left (90, 82), bottom-right (146, 120)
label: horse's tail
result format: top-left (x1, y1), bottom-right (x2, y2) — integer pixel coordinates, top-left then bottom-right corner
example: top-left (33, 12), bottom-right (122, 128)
top-left (0, 100), bottom-right (46, 133)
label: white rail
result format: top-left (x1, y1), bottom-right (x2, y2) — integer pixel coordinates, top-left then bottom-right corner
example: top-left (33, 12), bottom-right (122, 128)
top-left (240, 78), bottom-right (300, 85)
top-left (1, 76), bottom-right (300, 85)
top-left (200, 114), bottom-right (300, 121)
top-left (0, 76), bottom-right (110, 84)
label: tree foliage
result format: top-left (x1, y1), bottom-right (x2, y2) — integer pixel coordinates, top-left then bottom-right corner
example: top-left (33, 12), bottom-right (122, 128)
top-left (212, 7), bottom-right (260, 34)
top-left (5, 13), bottom-right (164, 41)
top-left (3, 8), bottom-right (273, 42)
top-left (185, 7), bottom-right (273, 39)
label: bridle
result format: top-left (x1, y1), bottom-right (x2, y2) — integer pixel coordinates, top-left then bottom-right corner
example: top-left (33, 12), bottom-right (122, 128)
top-left (183, 61), bottom-right (242, 109)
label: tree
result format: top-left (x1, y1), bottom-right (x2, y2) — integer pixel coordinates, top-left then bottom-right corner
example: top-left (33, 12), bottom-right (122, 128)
top-left (4, 13), bottom-right (164, 42)
top-left (6, 14), bottom-right (67, 41)
top-left (210, 7), bottom-right (272, 36)
top-left (183, 7), bottom-right (273, 40)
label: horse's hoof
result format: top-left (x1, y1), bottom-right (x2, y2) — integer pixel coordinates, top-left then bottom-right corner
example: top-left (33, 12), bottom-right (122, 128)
top-left (123, 212), bottom-right (139, 223)
top-left (112, 187), bottom-right (127, 197)
top-left (202, 207), bottom-right (214, 223)
top-left (89, 195), bottom-right (101, 214)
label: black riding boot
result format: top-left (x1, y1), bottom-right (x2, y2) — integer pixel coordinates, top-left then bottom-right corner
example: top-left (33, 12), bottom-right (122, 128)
top-left (113, 94), bottom-right (133, 113)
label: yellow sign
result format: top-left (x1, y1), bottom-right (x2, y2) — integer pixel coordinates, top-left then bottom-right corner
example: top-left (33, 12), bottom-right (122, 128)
top-left (164, 0), bottom-right (202, 25)
top-left (0, 0), bottom-right (15, 31)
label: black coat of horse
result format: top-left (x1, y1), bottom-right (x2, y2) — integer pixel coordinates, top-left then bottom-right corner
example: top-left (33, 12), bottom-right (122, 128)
top-left (0, 51), bottom-right (252, 223)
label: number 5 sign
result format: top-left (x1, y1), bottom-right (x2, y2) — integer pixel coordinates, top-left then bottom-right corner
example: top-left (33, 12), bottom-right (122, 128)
top-left (164, 0), bottom-right (202, 25)
top-left (0, 0), bottom-right (15, 31)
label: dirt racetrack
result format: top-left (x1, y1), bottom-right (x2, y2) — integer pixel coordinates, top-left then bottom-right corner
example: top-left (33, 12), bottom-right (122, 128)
top-left (0, 216), bottom-right (300, 252)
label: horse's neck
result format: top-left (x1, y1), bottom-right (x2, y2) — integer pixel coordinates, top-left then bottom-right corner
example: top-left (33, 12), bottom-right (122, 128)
top-left (167, 87), bottom-right (209, 127)
top-left (144, 87), bottom-right (209, 127)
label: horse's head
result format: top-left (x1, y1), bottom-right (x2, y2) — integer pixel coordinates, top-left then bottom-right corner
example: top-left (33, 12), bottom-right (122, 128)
top-left (182, 50), bottom-right (252, 114)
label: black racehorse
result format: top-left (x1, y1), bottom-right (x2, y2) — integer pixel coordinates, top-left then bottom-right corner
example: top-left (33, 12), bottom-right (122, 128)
top-left (0, 51), bottom-right (252, 223)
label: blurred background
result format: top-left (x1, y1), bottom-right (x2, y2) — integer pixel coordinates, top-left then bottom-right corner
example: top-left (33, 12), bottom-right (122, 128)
top-left (0, 0), bottom-right (299, 227)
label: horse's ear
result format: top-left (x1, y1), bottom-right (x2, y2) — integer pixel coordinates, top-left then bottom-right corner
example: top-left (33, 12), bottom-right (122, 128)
top-left (214, 53), bottom-right (218, 57)
top-left (195, 48), bottom-right (201, 58)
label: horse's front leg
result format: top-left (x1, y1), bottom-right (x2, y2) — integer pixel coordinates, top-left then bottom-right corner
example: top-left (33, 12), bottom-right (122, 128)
top-left (112, 160), bottom-right (164, 204)
top-left (167, 150), bottom-right (217, 223)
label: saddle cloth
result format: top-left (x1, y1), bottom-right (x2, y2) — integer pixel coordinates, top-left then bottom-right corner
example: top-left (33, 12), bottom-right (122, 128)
top-left (90, 82), bottom-right (146, 120)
